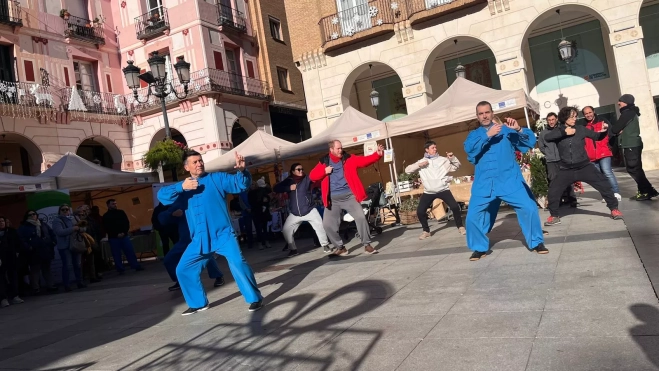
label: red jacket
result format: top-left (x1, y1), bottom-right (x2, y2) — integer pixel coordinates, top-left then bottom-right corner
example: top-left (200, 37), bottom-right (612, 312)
top-left (585, 118), bottom-right (613, 161)
top-left (309, 151), bottom-right (382, 208)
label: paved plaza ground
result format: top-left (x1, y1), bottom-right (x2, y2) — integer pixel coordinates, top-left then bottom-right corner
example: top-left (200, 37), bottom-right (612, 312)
top-left (1, 169), bottom-right (659, 370)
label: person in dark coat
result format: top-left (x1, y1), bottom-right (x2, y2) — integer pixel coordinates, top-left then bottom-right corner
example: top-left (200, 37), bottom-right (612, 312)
top-left (0, 216), bottom-right (25, 307)
top-left (151, 202), bottom-right (179, 256)
top-left (248, 178), bottom-right (272, 250)
top-left (102, 199), bottom-right (143, 273)
top-left (17, 210), bottom-right (57, 294)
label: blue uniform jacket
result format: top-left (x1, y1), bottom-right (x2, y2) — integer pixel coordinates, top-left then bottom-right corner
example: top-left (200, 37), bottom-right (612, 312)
top-left (157, 199), bottom-right (191, 248)
top-left (157, 170), bottom-right (252, 254)
top-left (464, 124), bottom-right (536, 198)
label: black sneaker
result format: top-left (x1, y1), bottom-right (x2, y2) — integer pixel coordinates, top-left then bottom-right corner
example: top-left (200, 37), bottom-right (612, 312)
top-left (181, 304), bottom-right (209, 316)
top-left (631, 192), bottom-right (651, 201)
top-left (168, 282), bottom-right (181, 291)
top-left (649, 189), bottom-right (659, 199)
top-left (469, 251), bottom-right (489, 261)
top-left (248, 300), bottom-right (264, 312)
top-left (322, 245), bottom-right (334, 254)
top-left (544, 216), bottom-right (561, 226)
top-left (214, 277), bottom-right (225, 287)
top-left (288, 249), bottom-right (299, 257)
top-left (282, 244), bottom-right (289, 252)
top-left (534, 244), bottom-right (549, 254)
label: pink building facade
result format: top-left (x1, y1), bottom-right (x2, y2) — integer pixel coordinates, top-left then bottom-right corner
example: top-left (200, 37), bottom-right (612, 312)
top-left (0, 0), bottom-right (272, 175)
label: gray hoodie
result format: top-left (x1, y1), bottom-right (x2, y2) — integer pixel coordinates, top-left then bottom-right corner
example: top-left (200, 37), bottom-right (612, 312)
top-left (538, 126), bottom-right (561, 163)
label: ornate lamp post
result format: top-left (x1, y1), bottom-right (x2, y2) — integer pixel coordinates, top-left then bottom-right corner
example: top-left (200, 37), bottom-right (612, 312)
top-left (556, 9), bottom-right (577, 63)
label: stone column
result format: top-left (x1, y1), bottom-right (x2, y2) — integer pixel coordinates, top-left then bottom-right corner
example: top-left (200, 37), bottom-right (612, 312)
top-left (401, 78), bottom-right (432, 114)
top-left (610, 26), bottom-right (659, 171)
top-left (496, 53), bottom-right (529, 92)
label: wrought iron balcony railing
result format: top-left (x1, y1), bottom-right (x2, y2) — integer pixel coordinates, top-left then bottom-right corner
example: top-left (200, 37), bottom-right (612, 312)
top-left (135, 6), bottom-right (170, 40)
top-left (125, 68), bottom-right (270, 113)
top-left (0, 1), bottom-right (22, 26)
top-left (0, 81), bottom-right (56, 109)
top-left (60, 87), bottom-right (130, 116)
top-left (406, 0), bottom-right (486, 24)
top-left (64, 15), bottom-right (105, 44)
top-left (319, 0), bottom-right (397, 46)
top-left (217, 3), bottom-right (247, 33)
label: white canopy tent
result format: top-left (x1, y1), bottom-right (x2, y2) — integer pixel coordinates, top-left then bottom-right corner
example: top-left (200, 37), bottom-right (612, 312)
top-left (38, 153), bottom-right (156, 191)
top-left (278, 106), bottom-right (389, 160)
top-left (387, 77), bottom-right (540, 138)
top-left (0, 172), bottom-right (57, 195)
top-left (205, 130), bottom-right (295, 172)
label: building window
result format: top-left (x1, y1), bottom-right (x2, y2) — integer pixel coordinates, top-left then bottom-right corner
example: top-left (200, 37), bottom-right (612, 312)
top-left (246, 60), bottom-right (255, 78)
top-left (63, 66), bottom-right (71, 86)
top-left (105, 74), bottom-right (113, 92)
top-left (213, 51), bottom-right (224, 70)
top-left (23, 60), bottom-right (35, 82)
top-left (73, 60), bottom-right (96, 91)
top-left (269, 17), bottom-right (282, 41)
top-left (641, 4), bottom-right (659, 69)
top-left (277, 67), bottom-right (289, 91)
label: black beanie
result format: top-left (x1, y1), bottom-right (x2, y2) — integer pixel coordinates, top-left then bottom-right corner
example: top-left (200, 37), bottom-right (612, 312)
top-left (619, 94), bottom-right (635, 105)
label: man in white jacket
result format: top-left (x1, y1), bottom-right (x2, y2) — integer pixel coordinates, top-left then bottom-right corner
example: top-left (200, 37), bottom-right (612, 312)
top-left (405, 141), bottom-right (465, 239)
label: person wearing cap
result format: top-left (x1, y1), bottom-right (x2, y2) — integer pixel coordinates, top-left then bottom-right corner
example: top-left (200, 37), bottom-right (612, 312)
top-left (612, 94), bottom-right (659, 201)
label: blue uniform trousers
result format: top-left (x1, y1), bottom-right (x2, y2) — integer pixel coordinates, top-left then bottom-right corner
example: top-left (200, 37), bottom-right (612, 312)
top-left (466, 184), bottom-right (544, 252)
top-left (176, 235), bottom-right (261, 308)
top-left (164, 243), bottom-right (223, 283)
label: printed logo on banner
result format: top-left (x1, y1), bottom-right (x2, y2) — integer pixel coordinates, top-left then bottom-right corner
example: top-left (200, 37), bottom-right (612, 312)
top-left (494, 99), bottom-right (517, 111)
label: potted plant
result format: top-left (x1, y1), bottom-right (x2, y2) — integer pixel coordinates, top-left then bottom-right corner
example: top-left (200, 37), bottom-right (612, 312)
top-left (398, 196), bottom-right (420, 225)
top-left (143, 139), bottom-right (187, 173)
top-left (60, 9), bottom-right (70, 20)
top-left (528, 149), bottom-right (549, 208)
top-left (397, 171), bottom-right (417, 193)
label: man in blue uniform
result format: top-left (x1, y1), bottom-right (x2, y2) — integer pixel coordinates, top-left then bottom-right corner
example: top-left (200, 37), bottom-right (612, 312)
top-left (158, 199), bottom-right (225, 292)
top-left (158, 150), bottom-right (263, 315)
top-left (463, 101), bottom-right (547, 261)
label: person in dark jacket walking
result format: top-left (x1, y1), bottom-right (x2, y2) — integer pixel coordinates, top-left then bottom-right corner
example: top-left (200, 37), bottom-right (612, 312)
top-left (582, 106), bottom-right (621, 202)
top-left (102, 199), bottom-right (143, 273)
top-left (611, 94), bottom-right (658, 201)
top-left (0, 216), bottom-right (24, 307)
top-left (152, 202), bottom-right (179, 256)
top-left (538, 112), bottom-right (577, 207)
top-left (543, 106), bottom-right (623, 226)
top-left (274, 163), bottom-right (331, 257)
top-left (17, 210), bottom-right (57, 294)
top-left (248, 178), bottom-right (272, 250)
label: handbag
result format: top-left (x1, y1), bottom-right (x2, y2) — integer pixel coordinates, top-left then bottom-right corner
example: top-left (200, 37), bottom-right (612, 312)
top-left (69, 232), bottom-right (88, 254)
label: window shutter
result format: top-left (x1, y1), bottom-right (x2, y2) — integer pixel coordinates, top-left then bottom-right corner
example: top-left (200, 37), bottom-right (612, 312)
top-left (246, 60), bottom-right (255, 78)
top-left (213, 51), bottom-right (224, 70)
top-left (24, 60), bottom-right (35, 82)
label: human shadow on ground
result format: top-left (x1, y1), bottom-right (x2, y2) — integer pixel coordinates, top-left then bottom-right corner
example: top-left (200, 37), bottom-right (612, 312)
top-left (629, 303), bottom-right (659, 368)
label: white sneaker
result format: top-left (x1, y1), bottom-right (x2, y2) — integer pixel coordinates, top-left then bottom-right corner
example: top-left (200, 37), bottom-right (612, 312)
top-left (615, 193), bottom-right (622, 202)
top-left (601, 199), bottom-right (606, 203)
top-left (1, 299), bottom-right (9, 308)
top-left (11, 296), bottom-right (24, 304)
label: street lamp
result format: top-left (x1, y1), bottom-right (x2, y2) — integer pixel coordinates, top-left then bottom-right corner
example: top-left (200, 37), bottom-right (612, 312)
top-left (122, 52), bottom-right (191, 139)
top-left (454, 39), bottom-right (466, 79)
top-left (556, 9), bottom-right (577, 63)
top-left (369, 89), bottom-right (379, 109)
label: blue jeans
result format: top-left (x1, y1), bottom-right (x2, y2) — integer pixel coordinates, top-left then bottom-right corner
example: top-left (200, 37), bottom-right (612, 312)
top-left (58, 249), bottom-right (81, 287)
top-left (593, 157), bottom-right (619, 194)
top-left (108, 236), bottom-right (141, 272)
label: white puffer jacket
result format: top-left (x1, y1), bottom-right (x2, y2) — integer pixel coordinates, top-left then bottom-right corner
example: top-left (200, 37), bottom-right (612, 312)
top-left (404, 155), bottom-right (461, 194)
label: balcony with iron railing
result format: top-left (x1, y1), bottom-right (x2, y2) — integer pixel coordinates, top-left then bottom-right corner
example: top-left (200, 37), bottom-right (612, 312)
top-left (217, 3), bottom-right (247, 33)
top-left (135, 6), bottom-right (170, 40)
top-left (0, 1), bottom-right (22, 26)
top-left (126, 68), bottom-right (271, 113)
top-left (406, 0), bottom-right (487, 25)
top-left (319, 0), bottom-right (399, 52)
top-left (64, 15), bottom-right (105, 45)
top-left (0, 81), bottom-right (58, 110)
top-left (60, 87), bottom-right (130, 116)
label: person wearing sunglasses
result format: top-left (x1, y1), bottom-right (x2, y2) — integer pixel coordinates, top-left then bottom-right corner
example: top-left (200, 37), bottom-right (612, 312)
top-left (274, 163), bottom-right (331, 257)
top-left (52, 204), bottom-right (86, 292)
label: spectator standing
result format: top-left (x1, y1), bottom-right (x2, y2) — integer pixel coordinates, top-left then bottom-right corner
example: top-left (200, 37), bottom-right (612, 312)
top-left (248, 178), bottom-right (272, 250)
top-left (102, 199), bottom-right (143, 273)
top-left (52, 205), bottom-right (86, 291)
top-left (0, 216), bottom-right (24, 307)
top-left (17, 210), bottom-right (57, 294)
top-left (151, 202), bottom-right (179, 256)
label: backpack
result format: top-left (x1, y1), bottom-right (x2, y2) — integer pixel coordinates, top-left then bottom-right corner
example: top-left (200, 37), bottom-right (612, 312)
top-left (69, 232), bottom-right (88, 254)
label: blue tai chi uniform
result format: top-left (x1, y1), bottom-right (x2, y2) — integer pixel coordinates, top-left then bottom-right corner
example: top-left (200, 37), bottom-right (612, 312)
top-left (158, 170), bottom-right (262, 308)
top-left (464, 124), bottom-right (544, 252)
top-left (159, 200), bottom-right (223, 283)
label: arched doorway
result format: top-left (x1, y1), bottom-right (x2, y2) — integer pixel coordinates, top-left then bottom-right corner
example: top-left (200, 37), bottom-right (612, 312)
top-left (341, 62), bottom-right (408, 122)
top-left (149, 128), bottom-right (188, 149)
top-left (521, 5), bottom-right (620, 117)
top-left (639, 0), bottom-right (659, 117)
top-left (231, 117), bottom-right (257, 147)
top-left (76, 137), bottom-right (122, 169)
top-left (422, 36), bottom-right (501, 100)
top-left (0, 132), bottom-right (43, 175)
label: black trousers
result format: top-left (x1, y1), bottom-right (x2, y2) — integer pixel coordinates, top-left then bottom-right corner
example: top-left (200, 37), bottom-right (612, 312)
top-left (417, 190), bottom-right (463, 232)
top-left (548, 163), bottom-right (617, 217)
top-left (546, 162), bottom-right (576, 201)
top-left (624, 146), bottom-right (655, 194)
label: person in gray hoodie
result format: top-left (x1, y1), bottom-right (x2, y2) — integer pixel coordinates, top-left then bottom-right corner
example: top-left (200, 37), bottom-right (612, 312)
top-left (405, 141), bottom-right (464, 240)
top-left (52, 204), bottom-right (86, 292)
top-left (538, 112), bottom-right (577, 207)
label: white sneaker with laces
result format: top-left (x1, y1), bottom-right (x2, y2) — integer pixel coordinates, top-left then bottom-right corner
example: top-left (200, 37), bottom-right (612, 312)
top-left (11, 296), bottom-right (24, 304)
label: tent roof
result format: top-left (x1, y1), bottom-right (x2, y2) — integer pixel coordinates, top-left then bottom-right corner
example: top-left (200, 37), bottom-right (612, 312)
top-left (38, 153), bottom-right (156, 191)
top-left (387, 77), bottom-right (540, 138)
top-left (279, 106), bottom-right (388, 159)
top-left (0, 172), bottom-right (57, 195)
top-left (205, 130), bottom-right (295, 172)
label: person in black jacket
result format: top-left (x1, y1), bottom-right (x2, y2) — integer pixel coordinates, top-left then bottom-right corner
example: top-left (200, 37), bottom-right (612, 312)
top-left (543, 106), bottom-right (623, 226)
top-left (17, 210), bottom-right (57, 294)
top-left (102, 199), bottom-right (143, 273)
top-left (0, 216), bottom-right (24, 307)
top-left (151, 202), bottom-right (179, 256)
top-left (274, 163), bottom-right (331, 257)
top-left (248, 178), bottom-right (272, 250)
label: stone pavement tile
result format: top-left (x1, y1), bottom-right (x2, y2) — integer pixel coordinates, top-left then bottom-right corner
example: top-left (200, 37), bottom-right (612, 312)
top-left (555, 257), bottom-right (644, 275)
top-left (449, 288), bottom-right (548, 314)
top-left (1, 319), bottom-right (82, 335)
top-left (363, 294), bottom-right (462, 317)
top-left (276, 297), bottom-right (386, 321)
top-left (488, 246), bottom-right (562, 266)
top-left (0, 331), bottom-right (81, 352)
top-left (526, 336), bottom-right (659, 371)
top-left (553, 267), bottom-right (652, 290)
top-left (426, 311), bottom-right (542, 339)
top-left (562, 236), bottom-right (633, 249)
top-left (537, 306), bottom-right (659, 338)
top-left (397, 338), bottom-right (533, 371)
top-left (558, 244), bottom-right (640, 261)
top-left (340, 315), bottom-right (442, 340)
top-left (428, 251), bottom-right (497, 271)
top-left (295, 337), bottom-right (421, 371)
top-left (394, 270), bottom-right (478, 297)
top-left (545, 284), bottom-right (658, 311)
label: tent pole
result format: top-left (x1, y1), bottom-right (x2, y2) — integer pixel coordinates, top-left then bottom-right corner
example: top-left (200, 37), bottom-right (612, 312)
top-left (524, 107), bottom-right (531, 129)
top-left (385, 138), bottom-right (394, 192)
top-left (388, 137), bottom-right (401, 205)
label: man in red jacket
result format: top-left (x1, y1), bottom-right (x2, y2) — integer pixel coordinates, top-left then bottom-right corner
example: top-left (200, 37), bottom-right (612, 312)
top-left (582, 106), bottom-right (621, 202)
top-left (309, 140), bottom-right (384, 256)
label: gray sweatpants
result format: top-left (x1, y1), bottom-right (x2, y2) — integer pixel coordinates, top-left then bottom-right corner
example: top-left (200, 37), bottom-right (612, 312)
top-left (323, 193), bottom-right (371, 248)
